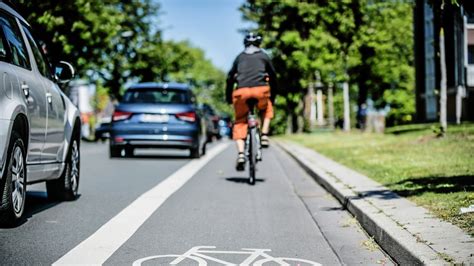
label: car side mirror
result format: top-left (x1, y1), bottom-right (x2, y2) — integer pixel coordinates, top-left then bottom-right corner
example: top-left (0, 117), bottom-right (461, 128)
top-left (55, 61), bottom-right (75, 84)
top-left (0, 48), bottom-right (7, 59)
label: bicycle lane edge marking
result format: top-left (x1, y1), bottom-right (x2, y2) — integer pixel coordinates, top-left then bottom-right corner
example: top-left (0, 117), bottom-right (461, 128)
top-left (53, 142), bottom-right (231, 266)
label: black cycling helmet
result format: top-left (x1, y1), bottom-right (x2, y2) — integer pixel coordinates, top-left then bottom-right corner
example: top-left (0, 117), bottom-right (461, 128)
top-left (244, 32), bottom-right (262, 47)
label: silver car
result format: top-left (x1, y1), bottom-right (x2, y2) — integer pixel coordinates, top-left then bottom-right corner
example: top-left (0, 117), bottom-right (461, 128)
top-left (0, 3), bottom-right (81, 225)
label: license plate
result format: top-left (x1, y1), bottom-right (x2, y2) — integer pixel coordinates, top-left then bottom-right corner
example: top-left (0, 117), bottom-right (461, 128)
top-left (141, 114), bottom-right (169, 123)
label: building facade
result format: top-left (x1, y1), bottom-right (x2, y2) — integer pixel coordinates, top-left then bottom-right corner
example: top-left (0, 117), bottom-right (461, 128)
top-left (414, 0), bottom-right (474, 122)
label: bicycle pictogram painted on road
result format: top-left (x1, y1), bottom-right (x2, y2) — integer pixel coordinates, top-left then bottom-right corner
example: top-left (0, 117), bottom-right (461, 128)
top-left (133, 246), bottom-right (321, 265)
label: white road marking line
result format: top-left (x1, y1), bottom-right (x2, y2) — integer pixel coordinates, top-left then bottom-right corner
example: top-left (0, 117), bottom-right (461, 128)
top-left (53, 142), bottom-right (230, 266)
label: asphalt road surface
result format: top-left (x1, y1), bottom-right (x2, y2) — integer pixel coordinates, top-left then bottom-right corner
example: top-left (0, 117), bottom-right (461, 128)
top-left (0, 140), bottom-right (393, 265)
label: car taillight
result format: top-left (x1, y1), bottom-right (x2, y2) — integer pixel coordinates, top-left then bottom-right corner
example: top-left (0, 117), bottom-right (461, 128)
top-left (112, 111), bottom-right (132, 121)
top-left (176, 111), bottom-right (196, 122)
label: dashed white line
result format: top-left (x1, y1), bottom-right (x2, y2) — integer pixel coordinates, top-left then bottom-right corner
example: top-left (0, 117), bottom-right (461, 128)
top-left (53, 142), bottom-right (230, 265)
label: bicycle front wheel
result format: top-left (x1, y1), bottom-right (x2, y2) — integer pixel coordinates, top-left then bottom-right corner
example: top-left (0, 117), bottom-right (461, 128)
top-left (248, 127), bottom-right (257, 185)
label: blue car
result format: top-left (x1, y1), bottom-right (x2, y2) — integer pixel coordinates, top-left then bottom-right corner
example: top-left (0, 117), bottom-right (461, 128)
top-left (109, 82), bottom-right (207, 158)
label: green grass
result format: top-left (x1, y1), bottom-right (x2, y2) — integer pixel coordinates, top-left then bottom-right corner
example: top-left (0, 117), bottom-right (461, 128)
top-left (283, 123), bottom-right (474, 235)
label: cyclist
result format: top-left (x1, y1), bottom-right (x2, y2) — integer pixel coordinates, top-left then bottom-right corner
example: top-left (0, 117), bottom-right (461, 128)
top-left (226, 32), bottom-right (277, 171)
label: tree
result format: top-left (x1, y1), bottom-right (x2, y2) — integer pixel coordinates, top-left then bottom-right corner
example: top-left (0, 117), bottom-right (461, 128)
top-left (240, 0), bottom-right (415, 131)
top-left (164, 41), bottom-right (229, 114)
top-left (14, 0), bottom-right (161, 99)
top-left (12, 0), bottom-right (246, 114)
top-left (15, 0), bottom-right (126, 76)
top-left (353, 2), bottom-right (415, 125)
top-left (101, 0), bottom-right (161, 99)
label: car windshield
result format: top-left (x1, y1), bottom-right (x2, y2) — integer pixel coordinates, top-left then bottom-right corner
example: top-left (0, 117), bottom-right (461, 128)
top-left (122, 89), bottom-right (189, 104)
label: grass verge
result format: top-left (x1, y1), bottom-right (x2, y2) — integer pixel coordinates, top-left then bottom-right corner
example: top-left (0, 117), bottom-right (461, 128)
top-left (282, 123), bottom-right (474, 235)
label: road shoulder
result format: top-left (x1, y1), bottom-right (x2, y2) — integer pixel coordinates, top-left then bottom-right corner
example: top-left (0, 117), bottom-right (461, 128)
top-left (276, 139), bottom-right (473, 265)
top-left (273, 145), bottom-right (394, 265)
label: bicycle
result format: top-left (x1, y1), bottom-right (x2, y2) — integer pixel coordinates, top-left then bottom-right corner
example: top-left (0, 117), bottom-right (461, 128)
top-left (132, 245), bottom-right (321, 265)
top-left (245, 98), bottom-right (263, 185)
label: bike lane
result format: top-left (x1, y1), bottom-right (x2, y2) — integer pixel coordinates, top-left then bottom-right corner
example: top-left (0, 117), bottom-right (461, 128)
top-left (104, 142), bottom-right (392, 265)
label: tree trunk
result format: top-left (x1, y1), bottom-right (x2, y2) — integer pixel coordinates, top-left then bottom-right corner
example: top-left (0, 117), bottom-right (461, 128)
top-left (286, 102), bottom-right (298, 134)
top-left (316, 89), bottom-right (324, 126)
top-left (439, 28), bottom-right (447, 135)
top-left (456, 85), bottom-right (465, 124)
top-left (303, 83), bottom-right (315, 129)
top-left (291, 112), bottom-right (299, 133)
top-left (328, 83), bottom-right (335, 129)
top-left (343, 81), bottom-right (351, 131)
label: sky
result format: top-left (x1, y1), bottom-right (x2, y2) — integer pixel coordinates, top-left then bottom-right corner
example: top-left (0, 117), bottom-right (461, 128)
top-left (159, 0), bottom-right (251, 72)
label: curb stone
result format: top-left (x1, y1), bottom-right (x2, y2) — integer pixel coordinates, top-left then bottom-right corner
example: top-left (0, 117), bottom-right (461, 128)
top-left (276, 140), bottom-right (473, 265)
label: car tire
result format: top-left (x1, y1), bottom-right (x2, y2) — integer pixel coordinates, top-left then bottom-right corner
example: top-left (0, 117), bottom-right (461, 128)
top-left (201, 142), bottom-right (206, 156)
top-left (109, 145), bottom-right (121, 158)
top-left (125, 147), bottom-right (134, 157)
top-left (46, 135), bottom-right (80, 201)
top-left (0, 132), bottom-right (27, 226)
top-left (206, 133), bottom-right (213, 143)
top-left (190, 147), bottom-right (200, 159)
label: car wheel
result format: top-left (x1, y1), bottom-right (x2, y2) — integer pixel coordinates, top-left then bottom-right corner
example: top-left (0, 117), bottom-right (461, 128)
top-left (125, 147), bottom-right (134, 157)
top-left (0, 132), bottom-right (27, 226)
top-left (46, 136), bottom-right (80, 201)
top-left (201, 142), bottom-right (206, 156)
top-left (190, 147), bottom-right (200, 159)
top-left (109, 145), bottom-right (121, 158)
top-left (206, 133), bottom-right (213, 143)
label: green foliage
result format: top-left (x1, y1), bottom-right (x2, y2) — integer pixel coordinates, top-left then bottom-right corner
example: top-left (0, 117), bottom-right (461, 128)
top-left (284, 123), bottom-right (474, 235)
top-left (272, 95), bottom-right (290, 135)
top-left (92, 82), bottom-right (110, 112)
top-left (16, 0), bottom-right (128, 75)
top-left (14, 0), bottom-right (227, 113)
top-left (353, 2), bottom-right (415, 124)
top-left (241, 0), bottom-right (415, 129)
top-left (384, 88), bottom-right (416, 125)
top-left (157, 41), bottom-right (229, 114)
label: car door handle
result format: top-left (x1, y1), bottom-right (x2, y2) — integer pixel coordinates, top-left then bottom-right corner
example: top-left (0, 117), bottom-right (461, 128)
top-left (46, 92), bottom-right (52, 104)
top-left (21, 83), bottom-right (29, 98)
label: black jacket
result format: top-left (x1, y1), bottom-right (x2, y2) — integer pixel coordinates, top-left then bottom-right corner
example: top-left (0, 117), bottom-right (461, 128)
top-left (226, 46), bottom-right (277, 104)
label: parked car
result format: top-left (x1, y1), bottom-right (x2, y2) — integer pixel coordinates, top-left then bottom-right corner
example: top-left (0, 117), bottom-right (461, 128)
top-left (109, 82), bottom-right (207, 158)
top-left (94, 117), bottom-right (111, 142)
top-left (199, 103), bottom-right (220, 142)
top-left (0, 3), bottom-right (80, 225)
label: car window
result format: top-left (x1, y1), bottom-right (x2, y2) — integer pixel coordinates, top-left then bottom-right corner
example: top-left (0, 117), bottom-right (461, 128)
top-left (189, 91), bottom-right (196, 104)
top-left (22, 25), bottom-right (52, 79)
top-left (0, 27), bottom-right (8, 61)
top-left (0, 12), bottom-right (30, 69)
top-left (123, 89), bottom-right (189, 104)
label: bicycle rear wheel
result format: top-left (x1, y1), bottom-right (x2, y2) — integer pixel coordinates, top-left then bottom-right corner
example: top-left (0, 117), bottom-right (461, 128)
top-left (248, 127), bottom-right (257, 185)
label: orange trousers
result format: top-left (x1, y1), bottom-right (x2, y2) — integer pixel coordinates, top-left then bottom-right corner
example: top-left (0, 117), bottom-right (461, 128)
top-left (232, 86), bottom-right (274, 140)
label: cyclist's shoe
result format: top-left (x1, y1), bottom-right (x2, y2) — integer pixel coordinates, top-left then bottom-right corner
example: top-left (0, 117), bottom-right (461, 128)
top-left (261, 134), bottom-right (269, 148)
top-left (236, 152), bottom-right (246, 171)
